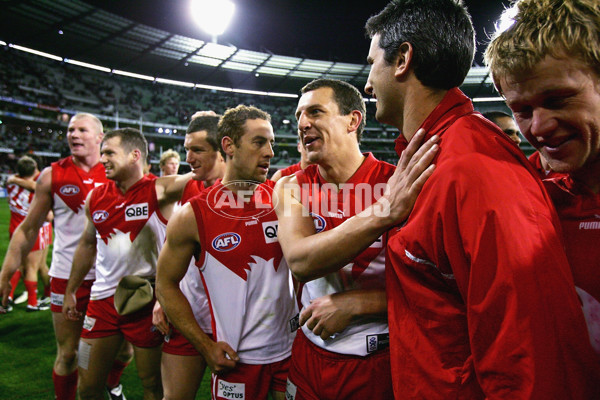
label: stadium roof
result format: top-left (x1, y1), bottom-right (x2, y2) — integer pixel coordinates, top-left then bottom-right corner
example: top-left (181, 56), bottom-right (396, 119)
top-left (0, 0), bottom-right (509, 99)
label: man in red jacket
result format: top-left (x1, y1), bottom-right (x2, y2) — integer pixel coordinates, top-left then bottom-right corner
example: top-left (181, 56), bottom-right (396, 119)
top-left (363, 0), bottom-right (600, 398)
top-left (485, 0), bottom-right (600, 367)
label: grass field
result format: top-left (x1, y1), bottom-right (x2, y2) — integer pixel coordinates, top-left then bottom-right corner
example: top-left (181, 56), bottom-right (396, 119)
top-left (0, 201), bottom-right (213, 399)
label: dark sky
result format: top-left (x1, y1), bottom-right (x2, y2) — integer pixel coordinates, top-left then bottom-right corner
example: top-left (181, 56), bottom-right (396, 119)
top-left (86, 0), bottom-right (511, 66)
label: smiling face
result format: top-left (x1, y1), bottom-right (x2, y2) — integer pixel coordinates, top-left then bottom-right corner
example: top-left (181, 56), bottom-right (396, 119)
top-left (185, 130), bottom-right (222, 182)
top-left (295, 87), bottom-right (355, 165)
top-left (499, 55), bottom-right (600, 173)
top-left (226, 119), bottom-right (274, 183)
top-left (67, 115), bottom-right (103, 159)
top-left (365, 34), bottom-right (403, 128)
top-left (100, 136), bottom-right (133, 181)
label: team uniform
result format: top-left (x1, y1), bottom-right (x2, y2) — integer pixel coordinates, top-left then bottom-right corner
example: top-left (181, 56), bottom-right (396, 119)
top-left (162, 179), bottom-right (214, 355)
top-left (8, 172), bottom-right (53, 251)
top-left (80, 176), bottom-right (164, 347)
top-left (544, 176), bottom-right (600, 357)
top-left (49, 157), bottom-right (107, 313)
top-left (189, 180), bottom-right (296, 400)
top-left (275, 162), bottom-right (302, 178)
top-left (527, 151), bottom-right (566, 180)
top-left (286, 154), bottom-right (395, 400)
top-left (386, 88), bottom-right (600, 399)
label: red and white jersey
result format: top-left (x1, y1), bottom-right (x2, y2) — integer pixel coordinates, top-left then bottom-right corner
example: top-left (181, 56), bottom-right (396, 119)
top-left (88, 176), bottom-right (167, 300)
top-left (190, 181), bottom-right (296, 364)
top-left (8, 173), bottom-right (38, 234)
top-left (545, 176), bottom-right (600, 356)
top-left (7, 172), bottom-right (52, 240)
top-left (50, 157), bottom-right (107, 280)
top-left (295, 153), bottom-right (394, 356)
top-left (178, 179), bottom-right (212, 333)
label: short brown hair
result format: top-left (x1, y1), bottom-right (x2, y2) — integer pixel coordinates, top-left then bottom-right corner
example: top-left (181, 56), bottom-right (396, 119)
top-left (217, 105), bottom-right (271, 158)
top-left (103, 128), bottom-right (148, 162)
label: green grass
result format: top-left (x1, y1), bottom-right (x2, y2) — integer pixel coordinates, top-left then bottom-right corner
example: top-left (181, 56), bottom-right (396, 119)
top-left (0, 200), bottom-right (213, 399)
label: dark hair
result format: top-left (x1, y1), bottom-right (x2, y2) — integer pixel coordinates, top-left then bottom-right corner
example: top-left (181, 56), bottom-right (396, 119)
top-left (16, 155), bottom-right (37, 178)
top-left (187, 115), bottom-right (221, 151)
top-left (365, 0), bottom-right (475, 89)
top-left (218, 105), bottom-right (271, 158)
top-left (301, 79), bottom-right (366, 143)
top-left (103, 128), bottom-right (148, 162)
top-left (482, 110), bottom-right (513, 124)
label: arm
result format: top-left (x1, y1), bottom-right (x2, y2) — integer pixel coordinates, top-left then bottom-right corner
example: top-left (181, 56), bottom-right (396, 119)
top-left (300, 289), bottom-right (387, 340)
top-left (155, 172), bottom-right (194, 219)
top-left (276, 129), bottom-right (438, 281)
top-left (6, 175), bottom-right (36, 192)
top-left (156, 204), bottom-right (239, 374)
top-left (0, 167), bottom-right (53, 307)
top-left (63, 193), bottom-right (97, 321)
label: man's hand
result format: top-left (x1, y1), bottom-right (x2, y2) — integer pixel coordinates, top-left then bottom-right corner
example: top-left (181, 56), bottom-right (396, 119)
top-left (300, 293), bottom-right (354, 340)
top-left (200, 340), bottom-right (240, 375)
top-left (152, 301), bottom-right (170, 335)
top-left (0, 278), bottom-right (13, 309)
top-left (62, 292), bottom-right (82, 321)
top-left (376, 128), bottom-right (438, 224)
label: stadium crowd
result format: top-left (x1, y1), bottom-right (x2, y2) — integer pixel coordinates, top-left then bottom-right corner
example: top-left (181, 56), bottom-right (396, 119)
top-left (1, 1), bottom-right (599, 400)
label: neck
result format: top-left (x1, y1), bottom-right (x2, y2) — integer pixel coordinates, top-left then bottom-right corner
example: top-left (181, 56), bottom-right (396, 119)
top-left (317, 146), bottom-right (365, 186)
top-left (72, 153), bottom-right (101, 172)
top-left (205, 162), bottom-right (226, 187)
top-left (400, 84), bottom-right (448, 141)
top-left (571, 159), bottom-right (600, 193)
top-left (116, 169), bottom-right (144, 193)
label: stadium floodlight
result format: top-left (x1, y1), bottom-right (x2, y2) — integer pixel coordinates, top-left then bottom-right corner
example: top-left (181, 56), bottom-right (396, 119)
top-left (190, 0), bottom-right (235, 43)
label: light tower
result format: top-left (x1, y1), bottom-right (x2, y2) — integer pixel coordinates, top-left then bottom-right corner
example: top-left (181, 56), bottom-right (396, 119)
top-left (190, 0), bottom-right (235, 43)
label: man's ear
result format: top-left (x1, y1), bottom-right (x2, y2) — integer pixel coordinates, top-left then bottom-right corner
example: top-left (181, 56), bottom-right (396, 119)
top-left (221, 136), bottom-right (235, 158)
top-left (347, 110), bottom-right (363, 134)
top-left (395, 42), bottom-right (414, 79)
top-left (130, 148), bottom-right (142, 163)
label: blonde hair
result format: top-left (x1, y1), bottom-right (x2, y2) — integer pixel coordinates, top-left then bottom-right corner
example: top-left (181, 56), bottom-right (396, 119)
top-left (159, 149), bottom-right (180, 167)
top-left (485, 0), bottom-right (600, 93)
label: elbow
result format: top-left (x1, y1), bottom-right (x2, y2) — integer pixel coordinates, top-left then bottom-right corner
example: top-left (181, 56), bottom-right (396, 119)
top-left (288, 260), bottom-right (316, 282)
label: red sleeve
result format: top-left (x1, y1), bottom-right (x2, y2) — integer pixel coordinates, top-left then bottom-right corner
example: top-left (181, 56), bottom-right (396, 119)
top-left (444, 154), bottom-right (600, 398)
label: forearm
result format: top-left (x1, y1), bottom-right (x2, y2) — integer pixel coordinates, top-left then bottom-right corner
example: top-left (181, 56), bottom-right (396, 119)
top-left (9, 176), bottom-right (36, 192)
top-left (286, 202), bottom-right (394, 281)
top-left (156, 280), bottom-right (214, 355)
top-left (340, 289), bottom-right (387, 319)
top-left (1, 225), bottom-right (41, 281)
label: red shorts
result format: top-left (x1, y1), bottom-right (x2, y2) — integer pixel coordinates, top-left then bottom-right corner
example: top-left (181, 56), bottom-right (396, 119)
top-left (32, 223), bottom-right (53, 251)
top-left (81, 296), bottom-right (162, 348)
top-left (212, 358), bottom-right (290, 400)
top-left (162, 326), bottom-right (214, 356)
top-left (286, 330), bottom-right (393, 400)
top-left (9, 223), bottom-right (52, 251)
top-left (50, 277), bottom-right (93, 313)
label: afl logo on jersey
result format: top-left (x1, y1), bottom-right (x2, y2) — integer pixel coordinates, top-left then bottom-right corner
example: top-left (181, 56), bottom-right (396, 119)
top-left (212, 232), bottom-right (241, 252)
top-left (60, 185), bottom-right (80, 196)
top-left (92, 210), bottom-right (109, 223)
top-left (310, 213), bottom-right (326, 233)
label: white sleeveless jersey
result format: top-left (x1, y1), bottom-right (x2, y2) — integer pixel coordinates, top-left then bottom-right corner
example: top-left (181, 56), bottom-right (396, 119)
top-left (190, 181), bottom-right (296, 364)
top-left (296, 154), bottom-right (394, 356)
top-left (88, 176), bottom-right (167, 300)
top-left (50, 157), bottom-right (107, 280)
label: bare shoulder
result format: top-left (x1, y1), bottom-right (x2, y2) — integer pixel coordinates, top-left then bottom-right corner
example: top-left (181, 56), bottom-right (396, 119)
top-left (166, 203), bottom-right (199, 243)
